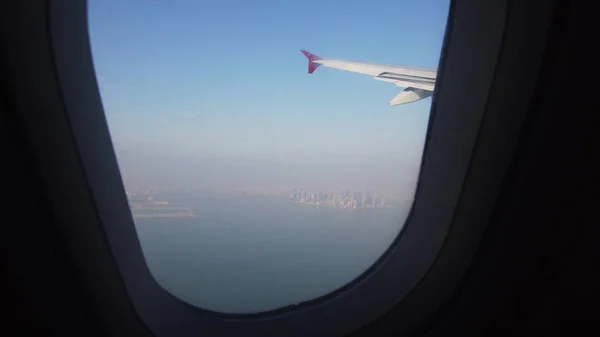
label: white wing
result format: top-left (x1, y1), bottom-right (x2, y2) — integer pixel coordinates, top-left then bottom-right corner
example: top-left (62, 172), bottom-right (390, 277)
top-left (301, 50), bottom-right (437, 106)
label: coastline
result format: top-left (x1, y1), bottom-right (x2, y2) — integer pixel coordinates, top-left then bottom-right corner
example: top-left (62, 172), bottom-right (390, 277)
top-left (131, 206), bottom-right (196, 219)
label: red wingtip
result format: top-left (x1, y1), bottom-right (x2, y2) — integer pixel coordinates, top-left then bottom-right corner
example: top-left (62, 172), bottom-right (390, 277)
top-left (301, 50), bottom-right (322, 74)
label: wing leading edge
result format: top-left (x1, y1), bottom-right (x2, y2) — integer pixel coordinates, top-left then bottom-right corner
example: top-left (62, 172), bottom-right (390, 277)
top-left (301, 50), bottom-right (437, 106)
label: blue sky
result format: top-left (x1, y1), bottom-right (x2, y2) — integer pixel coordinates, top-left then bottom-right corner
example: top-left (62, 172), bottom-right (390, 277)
top-left (88, 0), bottom-right (449, 194)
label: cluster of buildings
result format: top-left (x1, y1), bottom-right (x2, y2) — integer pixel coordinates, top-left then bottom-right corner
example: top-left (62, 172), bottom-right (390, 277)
top-left (124, 192), bottom-right (195, 219)
top-left (288, 188), bottom-right (386, 209)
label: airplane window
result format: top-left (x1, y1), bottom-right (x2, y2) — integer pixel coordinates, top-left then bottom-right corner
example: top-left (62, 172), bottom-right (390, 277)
top-left (88, 0), bottom-right (450, 314)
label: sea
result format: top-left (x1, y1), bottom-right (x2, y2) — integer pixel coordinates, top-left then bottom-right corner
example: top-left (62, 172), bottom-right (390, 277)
top-left (133, 192), bottom-right (412, 313)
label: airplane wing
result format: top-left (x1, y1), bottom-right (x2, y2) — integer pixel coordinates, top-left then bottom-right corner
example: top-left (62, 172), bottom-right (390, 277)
top-left (301, 50), bottom-right (437, 106)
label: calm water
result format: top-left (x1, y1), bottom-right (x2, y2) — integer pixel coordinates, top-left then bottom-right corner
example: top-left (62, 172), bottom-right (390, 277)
top-left (134, 193), bottom-right (411, 313)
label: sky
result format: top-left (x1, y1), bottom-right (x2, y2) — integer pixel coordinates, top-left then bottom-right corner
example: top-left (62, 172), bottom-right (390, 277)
top-left (88, 0), bottom-right (450, 197)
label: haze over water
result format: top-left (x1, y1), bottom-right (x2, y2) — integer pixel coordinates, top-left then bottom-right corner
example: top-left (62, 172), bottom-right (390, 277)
top-left (135, 192), bottom-right (411, 313)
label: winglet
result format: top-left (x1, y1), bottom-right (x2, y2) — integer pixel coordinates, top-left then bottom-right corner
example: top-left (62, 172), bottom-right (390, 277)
top-left (301, 50), bottom-right (322, 74)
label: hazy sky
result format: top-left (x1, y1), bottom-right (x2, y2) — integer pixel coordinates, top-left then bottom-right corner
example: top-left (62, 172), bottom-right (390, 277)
top-left (88, 0), bottom-right (449, 196)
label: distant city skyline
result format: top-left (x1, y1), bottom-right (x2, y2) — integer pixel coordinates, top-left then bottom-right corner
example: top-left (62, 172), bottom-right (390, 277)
top-left (125, 183), bottom-right (407, 202)
top-left (288, 187), bottom-right (387, 209)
